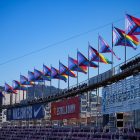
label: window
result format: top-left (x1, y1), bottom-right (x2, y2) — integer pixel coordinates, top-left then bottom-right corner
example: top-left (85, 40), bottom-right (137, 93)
top-left (82, 107), bottom-right (86, 111)
top-left (92, 104), bottom-right (96, 108)
top-left (92, 98), bottom-right (96, 102)
top-left (82, 101), bottom-right (86, 105)
top-left (82, 95), bottom-right (86, 100)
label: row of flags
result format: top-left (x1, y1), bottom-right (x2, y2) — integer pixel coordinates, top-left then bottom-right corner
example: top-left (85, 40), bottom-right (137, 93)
top-left (1, 12), bottom-right (140, 100)
top-left (3, 46), bottom-right (113, 97)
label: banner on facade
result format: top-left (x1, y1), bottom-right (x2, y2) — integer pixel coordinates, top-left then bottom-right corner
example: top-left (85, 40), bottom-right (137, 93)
top-left (7, 103), bottom-right (45, 121)
top-left (102, 74), bottom-right (140, 114)
top-left (51, 96), bottom-right (79, 120)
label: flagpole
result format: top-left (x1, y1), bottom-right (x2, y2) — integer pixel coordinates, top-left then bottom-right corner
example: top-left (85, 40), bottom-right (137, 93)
top-left (77, 48), bottom-right (78, 87)
top-left (34, 67), bottom-right (35, 99)
top-left (15, 81), bottom-right (17, 104)
top-left (23, 89), bottom-right (24, 100)
top-left (58, 60), bottom-right (60, 93)
top-left (98, 33), bottom-right (100, 101)
top-left (68, 55), bottom-right (69, 90)
top-left (88, 41), bottom-right (90, 88)
top-left (88, 42), bottom-right (90, 105)
top-left (14, 80), bottom-right (16, 104)
top-left (43, 64), bottom-right (45, 98)
top-left (112, 23), bottom-right (114, 71)
top-left (9, 82), bottom-right (12, 106)
top-left (77, 48), bottom-right (81, 128)
top-left (88, 41), bottom-right (91, 137)
top-left (27, 71), bottom-right (29, 101)
top-left (87, 42), bottom-right (89, 126)
top-left (50, 64), bottom-right (52, 96)
top-left (4, 81), bottom-right (5, 105)
top-left (12, 79), bottom-right (14, 104)
top-left (97, 33), bottom-right (100, 127)
top-left (22, 75), bottom-right (24, 100)
top-left (42, 63), bottom-right (44, 99)
top-left (125, 11), bottom-right (127, 64)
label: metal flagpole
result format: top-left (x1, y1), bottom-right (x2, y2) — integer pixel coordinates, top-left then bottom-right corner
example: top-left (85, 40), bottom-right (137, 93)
top-left (112, 23), bottom-right (114, 70)
top-left (12, 79), bottom-right (16, 104)
top-left (4, 91), bottom-right (5, 105)
top-left (125, 11), bottom-right (127, 64)
top-left (44, 80), bottom-right (45, 97)
top-left (34, 67), bottom-right (35, 99)
top-left (87, 41), bottom-right (89, 127)
top-left (23, 90), bottom-right (24, 100)
top-left (27, 72), bottom-right (28, 100)
top-left (4, 82), bottom-right (6, 105)
top-left (77, 48), bottom-right (81, 128)
top-left (97, 33), bottom-right (100, 127)
top-left (19, 73), bottom-right (21, 102)
top-left (98, 33), bottom-right (100, 102)
top-left (42, 63), bottom-right (44, 99)
top-left (68, 55), bottom-right (69, 90)
top-left (96, 88), bottom-right (98, 127)
top-left (90, 91), bottom-right (91, 138)
top-left (77, 48), bottom-right (78, 87)
top-left (50, 65), bottom-right (52, 96)
top-left (14, 81), bottom-right (17, 104)
top-left (58, 60), bottom-right (60, 93)
top-left (88, 41), bottom-right (91, 137)
top-left (88, 41), bottom-right (90, 102)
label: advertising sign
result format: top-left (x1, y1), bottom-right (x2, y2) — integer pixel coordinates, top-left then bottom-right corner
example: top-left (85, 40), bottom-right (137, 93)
top-left (51, 96), bottom-right (79, 120)
top-left (102, 74), bottom-right (140, 114)
top-left (7, 103), bottom-right (44, 121)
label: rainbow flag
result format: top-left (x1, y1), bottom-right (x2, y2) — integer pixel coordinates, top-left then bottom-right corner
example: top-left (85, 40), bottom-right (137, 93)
top-left (13, 80), bottom-right (27, 91)
top-left (78, 51), bottom-right (98, 68)
top-left (59, 62), bottom-right (77, 78)
top-left (89, 45), bottom-right (112, 64)
top-left (28, 71), bottom-right (34, 82)
top-left (99, 35), bottom-right (121, 60)
top-left (125, 13), bottom-right (140, 35)
top-left (20, 75), bottom-right (35, 85)
top-left (68, 56), bottom-right (87, 74)
top-left (34, 69), bottom-right (45, 82)
top-left (5, 83), bottom-right (17, 94)
top-left (113, 27), bottom-right (139, 50)
top-left (0, 89), bottom-right (6, 100)
top-left (51, 67), bottom-right (68, 82)
top-left (43, 65), bottom-right (51, 81)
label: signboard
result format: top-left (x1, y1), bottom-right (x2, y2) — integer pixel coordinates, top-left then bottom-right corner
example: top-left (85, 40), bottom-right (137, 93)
top-left (102, 74), bottom-right (140, 114)
top-left (51, 96), bottom-right (79, 120)
top-left (7, 103), bottom-right (44, 121)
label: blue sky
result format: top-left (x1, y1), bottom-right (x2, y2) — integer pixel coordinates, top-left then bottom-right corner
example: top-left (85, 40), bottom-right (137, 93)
top-left (0, 0), bottom-right (140, 95)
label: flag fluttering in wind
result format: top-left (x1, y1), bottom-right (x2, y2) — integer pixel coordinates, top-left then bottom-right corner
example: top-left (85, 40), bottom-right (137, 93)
top-left (20, 75), bottom-right (35, 85)
top-left (113, 27), bottom-right (139, 50)
top-left (99, 35), bottom-right (121, 60)
top-left (43, 65), bottom-right (51, 81)
top-left (5, 83), bottom-right (17, 94)
top-left (59, 62), bottom-right (77, 78)
top-left (51, 67), bottom-right (68, 82)
top-left (68, 56), bottom-right (87, 74)
top-left (89, 45), bottom-right (112, 64)
top-left (125, 13), bottom-right (140, 35)
top-left (78, 51), bottom-right (98, 68)
top-left (34, 69), bottom-right (44, 81)
top-left (13, 80), bottom-right (27, 91)
top-left (0, 89), bottom-right (6, 100)
top-left (28, 71), bottom-right (34, 82)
